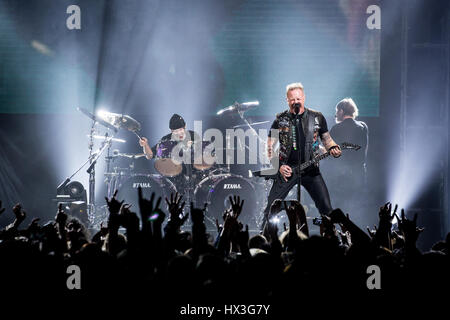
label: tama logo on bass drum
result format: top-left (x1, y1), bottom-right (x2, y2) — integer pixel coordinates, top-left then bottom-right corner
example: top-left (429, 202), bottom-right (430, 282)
top-left (223, 183), bottom-right (242, 190)
top-left (133, 183), bottom-right (152, 188)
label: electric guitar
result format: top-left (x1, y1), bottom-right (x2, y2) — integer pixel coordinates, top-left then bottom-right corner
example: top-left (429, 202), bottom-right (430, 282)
top-left (251, 142), bottom-right (361, 180)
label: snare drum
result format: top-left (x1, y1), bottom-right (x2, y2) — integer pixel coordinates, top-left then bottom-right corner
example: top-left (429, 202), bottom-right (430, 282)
top-left (193, 141), bottom-right (216, 171)
top-left (154, 140), bottom-right (182, 177)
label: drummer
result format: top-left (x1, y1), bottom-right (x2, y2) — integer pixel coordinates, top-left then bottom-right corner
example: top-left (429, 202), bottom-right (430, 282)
top-left (139, 113), bottom-right (201, 167)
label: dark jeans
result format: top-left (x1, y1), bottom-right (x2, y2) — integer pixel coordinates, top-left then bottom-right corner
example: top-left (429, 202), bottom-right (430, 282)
top-left (261, 171), bottom-right (332, 229)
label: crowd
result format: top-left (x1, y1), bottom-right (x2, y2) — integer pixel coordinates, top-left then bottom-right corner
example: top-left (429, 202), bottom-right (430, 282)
top-left (0, 189), bottom-right (448, 313)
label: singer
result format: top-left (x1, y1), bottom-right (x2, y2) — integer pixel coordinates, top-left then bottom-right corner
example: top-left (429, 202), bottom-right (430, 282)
top-left (262, 82), bottom-right (341, 230)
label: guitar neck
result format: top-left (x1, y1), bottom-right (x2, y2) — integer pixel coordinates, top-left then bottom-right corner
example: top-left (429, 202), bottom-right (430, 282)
top-left (296, 142), bottom-right (357, 173)
top-left (250, 143), bottom-right (359, 179)
top-left (297, 151), bottom-right (330, 172)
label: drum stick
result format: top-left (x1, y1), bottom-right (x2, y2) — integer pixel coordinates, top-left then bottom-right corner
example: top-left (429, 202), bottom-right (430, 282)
top-left (134, 131), bottom-right (142, 140)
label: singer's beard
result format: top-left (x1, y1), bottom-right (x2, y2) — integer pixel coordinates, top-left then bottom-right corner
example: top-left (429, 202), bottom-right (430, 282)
top-left (292, 103), bottom-right (302, 114)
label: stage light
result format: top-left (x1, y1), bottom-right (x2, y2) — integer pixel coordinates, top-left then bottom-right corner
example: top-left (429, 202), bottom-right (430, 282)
top-left (66, 181), bottom-right (86, 200)
top-left (55, 180), bottom-right (89, 225)
top-left (270, 216), bottom-right (280, 224)
top-left (96, 109), bottom-right (107, 119)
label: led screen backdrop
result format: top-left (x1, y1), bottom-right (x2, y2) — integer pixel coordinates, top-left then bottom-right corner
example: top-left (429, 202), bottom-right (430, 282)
top-left (211, 0), bottom-right (380, 117)
top-left (0, 0), bottom-right (379, 117)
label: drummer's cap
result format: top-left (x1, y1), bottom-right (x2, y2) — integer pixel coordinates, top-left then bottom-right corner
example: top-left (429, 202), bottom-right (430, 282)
top-left (169, 114), bottom-right (186, 130)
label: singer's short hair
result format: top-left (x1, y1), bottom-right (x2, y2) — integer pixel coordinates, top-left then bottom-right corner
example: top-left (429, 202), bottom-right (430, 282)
top-left (336, 98), bottom-right (359, 119)
top-left (286, 82), bottom-right (304, 96)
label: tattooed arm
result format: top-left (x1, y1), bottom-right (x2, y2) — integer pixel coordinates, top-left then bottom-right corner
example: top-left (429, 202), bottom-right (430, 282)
top-left (321, 132), bottom-right (341, 157)
top-left (321, 132), bottom-right (337, 150)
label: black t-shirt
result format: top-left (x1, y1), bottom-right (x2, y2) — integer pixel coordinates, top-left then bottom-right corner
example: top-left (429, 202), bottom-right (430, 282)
top-left (151, 130), bottom-right (199, 156)
top-left (286, 113), bottom-right (306, 166)
top-left (330, 118), bottom-right (368, 170)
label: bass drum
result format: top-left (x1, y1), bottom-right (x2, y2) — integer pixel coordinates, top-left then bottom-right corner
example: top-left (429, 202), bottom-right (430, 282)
top-left (115, 174), bottom-right (176, 212)
top-left (194, 174), bottom-right (258, 230)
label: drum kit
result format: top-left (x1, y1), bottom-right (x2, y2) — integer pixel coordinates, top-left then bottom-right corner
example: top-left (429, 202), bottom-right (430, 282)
top-left (66, 103), bottom-right (270, 231)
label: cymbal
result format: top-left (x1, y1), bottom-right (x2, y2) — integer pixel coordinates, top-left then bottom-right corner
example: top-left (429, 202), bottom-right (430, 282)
top-left (115, 152), bottom-right (146, 159)
top-left (97, 111), bottom-right (141, 133)
top-left (78, 107), bottom-right (118, 132)
top-left (216, 101), bottom-right (259, 115)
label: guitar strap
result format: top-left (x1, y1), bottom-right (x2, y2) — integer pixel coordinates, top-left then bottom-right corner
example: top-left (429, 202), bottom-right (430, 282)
top-left (304, 109), bottom-right (315, 162)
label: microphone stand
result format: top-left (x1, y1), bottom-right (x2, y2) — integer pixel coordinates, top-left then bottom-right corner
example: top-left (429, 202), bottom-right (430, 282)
top-left (56, 130), bottom-right (114, 226)
top-left (237, 109), bottom-right (268, 164)
top-left (87, 123), bottom-right (96, 220)
top-left (237, 110), bottom-right (265, 143)
top-left (295, 110), bottom-right (302, 203)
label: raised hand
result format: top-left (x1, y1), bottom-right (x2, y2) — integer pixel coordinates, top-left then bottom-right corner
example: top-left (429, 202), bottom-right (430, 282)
top-left (285, 204), bottom-right (299, 227)
top-left (379, 202), bottom-right (397, 225)
top-left (105, 190), bottom-right (124, 215)
top-left (229, 195), bottom-right (244, 218)
top-left (397, 209), bottom-right (424, 243)
top-left (12, 203), bottom-right (26, 223)
top-left (165, 192), bottom-right (188, 227)
top-left (55, 203), bottom-right (67, 226)
top-left (190, 202), bottom-right (209, 256)
top-left (27, 218), bottom-right (41, 234)
top-left (151, 206), bottom-right (166, 227)
top-left (236, 224), bottom-right (250, 256)
top-left (391, 230), bottom-right (405, 249)
top-left (284, 201), bottom-right (304, 225)
top-left (138, 187), bottom-right (162, 223)
top-left (105, 190), bottom-right (125, 231)
top-left (329, 208), bottom-right (348, 225)
top-left (337, 229), bottom-right (351, 246)
top-left (120, 204), bottom-right (140, 231)
top-left (285, 201), bottom-right (309, 237)
top-left (319, 214), bottom-right (336, 238)
top-left (265, 219), bottom-right (279, 241)
top-left (99, 221), bottom-right (108, 237)
top-left (366, 225), bottom-right (378, 239)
